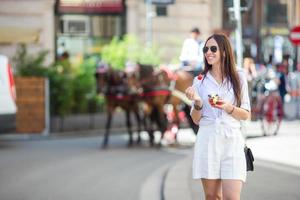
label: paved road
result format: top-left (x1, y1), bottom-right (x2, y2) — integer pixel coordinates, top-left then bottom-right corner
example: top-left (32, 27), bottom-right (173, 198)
top-left (187, 157), bottom-right (300, 200)
top-left (1, 120), bottom-right (300, 200)
top-left (0, 134), bottom-right (184, 200)
top-left (165, 120), bottom-right (300, 200)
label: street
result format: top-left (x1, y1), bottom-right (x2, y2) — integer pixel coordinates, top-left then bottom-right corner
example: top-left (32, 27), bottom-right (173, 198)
top-left (189, 158), bottom-right (300, 200)
top-left (0, 135), bottom-right (184, 200)
top-left (166, 120), bottom-right (300, 200)
top-left (1, 120), bottom-right (300, 200)
top-left (1, 0), bottom-right (300, 199)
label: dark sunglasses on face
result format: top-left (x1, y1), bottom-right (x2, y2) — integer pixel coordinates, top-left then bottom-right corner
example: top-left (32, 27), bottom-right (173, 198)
top-left (203, 46), bottom-right (218, 53)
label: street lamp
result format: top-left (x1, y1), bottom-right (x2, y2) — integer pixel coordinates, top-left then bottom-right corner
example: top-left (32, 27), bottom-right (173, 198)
top-left (227, 0), bottom-right (253, 68)
top-left (233, 0), bottom-right (243, 69)
top-left (146, 0), bottom-right (154, 47)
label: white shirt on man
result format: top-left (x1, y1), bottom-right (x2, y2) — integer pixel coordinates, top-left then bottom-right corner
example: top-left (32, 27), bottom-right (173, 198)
top-left (179, 38), bottom-right (204, 65)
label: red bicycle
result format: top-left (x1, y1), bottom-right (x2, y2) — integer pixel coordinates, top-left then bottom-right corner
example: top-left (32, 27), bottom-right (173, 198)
top-left (259, 90), bottom-right (284, 136)
top-left (251, 69), bottom-right (284, 136)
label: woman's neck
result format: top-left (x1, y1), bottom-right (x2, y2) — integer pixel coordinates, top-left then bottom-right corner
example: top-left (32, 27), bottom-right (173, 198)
top-left (210, 64), bottom-right (223, 84)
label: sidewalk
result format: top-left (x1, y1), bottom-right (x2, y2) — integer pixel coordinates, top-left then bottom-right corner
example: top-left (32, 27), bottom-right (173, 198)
top-left (163, 119), bottom-right (300, 200)
top-left (246, 120), bottom-right (300, 168)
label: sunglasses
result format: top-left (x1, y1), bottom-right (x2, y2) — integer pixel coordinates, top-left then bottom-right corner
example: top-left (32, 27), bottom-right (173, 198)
top-left (203, 46), bottom-right (218, 53)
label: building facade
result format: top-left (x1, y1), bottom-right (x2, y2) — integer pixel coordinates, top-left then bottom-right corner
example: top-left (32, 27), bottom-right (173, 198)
top-left (2, 0), bottom-right (299, 67)
top-left (0, 0), bottom-right (56, 64)
top-left (55, 0), bottom-right (222, 63)
top-left (55, 0), bottom-right (126, 60)
top-left (223, 0), bottom-right (300, 67)
top-left (126, 0), bottom-right (222, 62)
top-left (0, 0), bottom-right (223, 65)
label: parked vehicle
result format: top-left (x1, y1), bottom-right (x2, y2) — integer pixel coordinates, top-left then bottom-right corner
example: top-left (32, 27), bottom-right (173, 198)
top-left (0, 55), bottom-right (17, 132)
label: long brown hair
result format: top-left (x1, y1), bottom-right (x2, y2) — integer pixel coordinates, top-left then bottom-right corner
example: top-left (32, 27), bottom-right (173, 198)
top-left (202, 33), bottom-right (241, 106)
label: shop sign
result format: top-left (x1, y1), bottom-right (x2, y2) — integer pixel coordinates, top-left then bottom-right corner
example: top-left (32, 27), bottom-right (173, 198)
top-left (261, 27), bottom-right (289, 36)
top-left (58, 0), bottom-right (123, 14)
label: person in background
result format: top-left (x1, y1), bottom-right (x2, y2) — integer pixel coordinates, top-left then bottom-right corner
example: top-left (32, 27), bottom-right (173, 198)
top-left (243, 57), bottom-right (257, 99)
top-left (179, 27), bottom-right (204, 72)
top-left (185, 33), bottom-right (251, 200)
top-left (266, 55), bottom-right (275, 70)
top-left (276, 57), bottom-right (288, 104)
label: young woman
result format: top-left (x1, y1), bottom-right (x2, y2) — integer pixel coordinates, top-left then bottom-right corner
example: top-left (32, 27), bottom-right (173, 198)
top-left (185, 33), bottom-right (251, 200)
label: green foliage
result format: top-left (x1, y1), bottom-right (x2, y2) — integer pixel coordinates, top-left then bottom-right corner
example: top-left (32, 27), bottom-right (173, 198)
top-left (47, 65), bottom-right (75, 116)
top-left (139, 45), bottom-right (161, 66)
top-left (101, 37), bottom-right (125, 70)
top-left (72, 56), bottom-right (97, 113)
top-left (49, 56), bottom-right (99, 116)
top-left (89, 94), bottom-right (106, 113)
top-left (101, 34), bottom-right (162, 69)
top-left (12, 44), bottom-right (103, 117)
top-left (13, 44), bottom-right (49, 76)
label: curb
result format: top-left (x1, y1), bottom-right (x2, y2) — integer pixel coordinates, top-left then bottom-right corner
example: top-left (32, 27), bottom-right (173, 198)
top-left (139, 163), bottom-right (171, 200)
top-left (0, 128), bottom-right (138, 141)
top-left (163, 155), bottom-right (195, 200)
top-left (162, 152), bottom-right (300, 200)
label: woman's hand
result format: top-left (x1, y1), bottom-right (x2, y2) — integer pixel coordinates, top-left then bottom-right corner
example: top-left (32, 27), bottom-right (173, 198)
top-left (210, 98), bottom-right (233, 113)
top-left (185, 86), bottom-right (201, 102)
top-left (185, 86), bottom-right (202, 124)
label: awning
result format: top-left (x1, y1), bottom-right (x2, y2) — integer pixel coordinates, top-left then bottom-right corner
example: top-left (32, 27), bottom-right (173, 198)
top-left (0, 27), bottom-right (40, 44)
top-left (58, 0), bottom-right (123, 14)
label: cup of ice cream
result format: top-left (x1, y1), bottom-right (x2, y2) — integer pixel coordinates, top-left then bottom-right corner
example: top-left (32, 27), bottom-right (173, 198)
top-left (208, 94), bottom-right (223, 106)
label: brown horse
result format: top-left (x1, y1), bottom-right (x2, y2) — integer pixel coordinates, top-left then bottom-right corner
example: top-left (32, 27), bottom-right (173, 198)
top-left (158, 65), bottom-right (199, 134)
top-left (127, 63), bottom-right (198, 145)
top-left (95, 65), bottom-right (142, 148)
top-left (133, 64), bottom-right (171, 146)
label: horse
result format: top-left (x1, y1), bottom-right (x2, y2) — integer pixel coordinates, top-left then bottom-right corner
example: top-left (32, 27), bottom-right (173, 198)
top-left (158, 65), bottom-right (199, 134)
top-left (126, 63), bottom-right (199, 145)
top-left (131, 63), bottom-right (171, 146)
top-left (95, 65), bottom-right (142, 148)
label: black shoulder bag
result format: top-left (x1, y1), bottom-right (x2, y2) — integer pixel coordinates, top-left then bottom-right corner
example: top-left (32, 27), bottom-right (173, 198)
top-left (241, 121), bottom-right (254, 171)
top-left (244, 145), bottom-right (254, 171)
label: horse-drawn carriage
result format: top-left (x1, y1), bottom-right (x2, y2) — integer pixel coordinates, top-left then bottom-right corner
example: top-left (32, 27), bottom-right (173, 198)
top-left (95, 62), bottom-right (199, 148)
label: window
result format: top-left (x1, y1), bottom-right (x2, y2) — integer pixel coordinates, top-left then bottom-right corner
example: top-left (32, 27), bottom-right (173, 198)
top-left (265, 2), bottom-right (288, 25)
top-left (156, 6), bottom-right (167, 16)
top-left (60, 15), bottom-right (90, 36)
top-left (91, 15), bottom-right (122, 38)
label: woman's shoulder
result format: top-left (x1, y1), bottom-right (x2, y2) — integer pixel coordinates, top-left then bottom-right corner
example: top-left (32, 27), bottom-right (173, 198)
top-left (192, 75), bottom-right (206, 88)
top-left (192, 76), bottom-right (202, 85)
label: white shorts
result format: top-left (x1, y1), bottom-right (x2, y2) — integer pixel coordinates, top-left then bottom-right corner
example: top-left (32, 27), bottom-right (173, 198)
top-left (193, 124), bottom-right (247, 182)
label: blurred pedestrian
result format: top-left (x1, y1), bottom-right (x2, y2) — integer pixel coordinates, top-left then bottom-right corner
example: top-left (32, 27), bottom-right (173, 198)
top-left (57, 42), bottom-right (66, 58)
top-left (276, 58), bottom-right (288, 104)
top-left (179, 27), bottom-right (204, 72)
top-left (185, 33), bottom-right (251, 200)
top-left (266, 55), bottom-right (275, 70)
top-left (285, 62), bottom-right (300, 119)
top-left (243, 57), bottom-right (257, 99)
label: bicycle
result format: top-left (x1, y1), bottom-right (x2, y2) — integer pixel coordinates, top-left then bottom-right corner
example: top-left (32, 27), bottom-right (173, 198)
top-left (251, 71), bottom-right (283, 136)
top-left (260, 90), bottom-right (283, 136)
